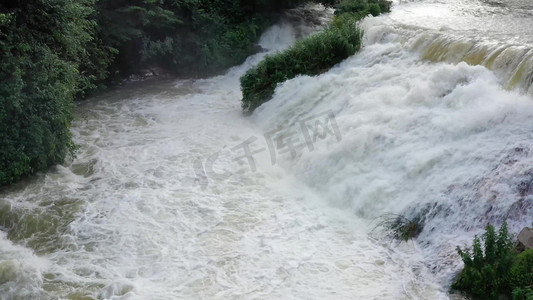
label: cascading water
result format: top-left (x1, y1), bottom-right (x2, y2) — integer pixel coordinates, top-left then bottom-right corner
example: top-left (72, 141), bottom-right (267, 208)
top-left (363, 0), bottom-right (533, 94)
top-left (1, 1), bottom-right (532, 299)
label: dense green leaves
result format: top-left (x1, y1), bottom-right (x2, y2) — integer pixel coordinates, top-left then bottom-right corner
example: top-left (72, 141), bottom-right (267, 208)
top-left (453, 222), bottom-right (533, 300)
top-left (240, 0), bottom-right (392, 112)
top-left (510, 250), bottom-right (533, 297)
top-left (334, 0), bottom-right (391, 17)
top-left (2, 0), bottom-right (389, 184)
top-left (240, 11), bottom-right (366, 112)
top-left (96, 0), bottom-right (313, 77)
top-left (513, 286), bottom-right (533, 300)
top-left (0, 0), bottom-right (103, 184)
top-left (0, 0), bottom-right (318, 185)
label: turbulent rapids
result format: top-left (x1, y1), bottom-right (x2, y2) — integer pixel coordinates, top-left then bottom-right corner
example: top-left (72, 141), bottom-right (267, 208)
top-left (366, 0), bottom-right (533, 94)
top-left (1, 0), bottom-right (533, 299)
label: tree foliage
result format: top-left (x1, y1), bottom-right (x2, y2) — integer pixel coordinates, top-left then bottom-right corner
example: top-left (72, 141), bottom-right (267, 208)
top-left (240, 8), bottom-right (369, 112)
top-left (0, 0), bottom-right (110, 184)
top-left (453, 222), bottom-right (533, 300)
top-left (0, 0), bottom-right (320, 185)
top-left (334, 0), bottom-right (391, 17)
top-left (95, 0), bottom-right (314, 77)
top-left (239, 0), bottom-right (392, 112)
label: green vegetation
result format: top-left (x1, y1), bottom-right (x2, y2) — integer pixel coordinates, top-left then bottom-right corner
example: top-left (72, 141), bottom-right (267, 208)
top-left (513, 286), bottom-right (533, 300)
top-left (0, 0), bottom-right (104, 185)
top-left (334, 0), bottom-right (391, 17)
top-left (240, 14), bottom-right (362, 112)
top-left (0, 0), bottom-right (393, 184)
top-left (0, 0), bottom-right (331, 185)
top-left (452, 222), bottom-right (533, 300)
top-left (241, 14), bottom-right (361, 111)
top-left (95, 0), bottom-right (315, 78)
top-left (372, 213), bottom-right (423, 241)
top-left (240, 0), bottom-right (391, 112)
top-left (0, 0), bottom-right (394, 184)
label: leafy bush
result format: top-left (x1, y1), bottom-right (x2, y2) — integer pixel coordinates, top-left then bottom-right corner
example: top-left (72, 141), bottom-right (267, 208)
top-left (510, 250), bottom-right (533, 298)
top-left (513, 286), bottom-right (533, 300)
top-left (239, 0), bottom-right (393, 112)
top-left (0, 0), bottom-right (107, 185)
top-left (240, 14), bottom-right (363, 112)
top-left (368, 3), bottom-right (381, 16)
top-left (452, 222), bottom-right (533, 299)
top-left (0, 0), bottom-right (318, 185)
top-left (334, 0), bottom-right (392, 17)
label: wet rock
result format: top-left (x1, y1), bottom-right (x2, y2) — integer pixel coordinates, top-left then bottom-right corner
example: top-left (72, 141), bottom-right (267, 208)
top-left (517, 227), bottom-right (533, 251)
top-left (140, 66), bottom-right (169, 77)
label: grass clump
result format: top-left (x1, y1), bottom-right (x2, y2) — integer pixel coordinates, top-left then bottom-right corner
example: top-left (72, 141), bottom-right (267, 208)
top-left (0, 1), bottom-right (99, 185)
top-left (452, 222), bottom-right (533, 300)
top-left (372, 213), bottom-right (423, 241)
top-left (510, 250), bottom-right (533, 300)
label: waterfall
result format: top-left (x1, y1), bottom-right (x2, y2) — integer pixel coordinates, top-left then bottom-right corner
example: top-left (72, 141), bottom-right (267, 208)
top-left (1, 1), bottom-right (532, 299)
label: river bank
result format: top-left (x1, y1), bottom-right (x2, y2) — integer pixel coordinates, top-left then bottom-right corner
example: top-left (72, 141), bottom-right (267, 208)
top-left (1, 1), bottom-right (533, 299)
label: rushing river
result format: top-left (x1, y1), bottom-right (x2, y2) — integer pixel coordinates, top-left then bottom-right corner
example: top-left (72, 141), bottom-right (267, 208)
top-left (2, 1), bottom-right (533, 299)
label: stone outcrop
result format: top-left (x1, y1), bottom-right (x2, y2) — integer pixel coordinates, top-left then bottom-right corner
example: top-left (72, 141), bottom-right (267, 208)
top-left (517, 227), bottom-right (533, 251)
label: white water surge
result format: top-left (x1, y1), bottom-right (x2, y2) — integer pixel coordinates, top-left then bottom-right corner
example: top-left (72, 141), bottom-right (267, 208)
top-left (1, 1), bottom-right (533, 299)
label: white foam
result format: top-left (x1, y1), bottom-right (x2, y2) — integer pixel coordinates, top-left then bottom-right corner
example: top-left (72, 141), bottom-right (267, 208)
top-left (2, 1), bottom-right (533, 299)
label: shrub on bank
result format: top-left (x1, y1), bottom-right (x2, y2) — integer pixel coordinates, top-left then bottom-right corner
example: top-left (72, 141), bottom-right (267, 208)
top-left (240, 14), bottom-right (363, 112)
top-left (452, 222), bottom-right (533, 300)
top-left (335, 0), bottom-right (392, 17)
top-left (0, 1), bottom-right (101, 185)
top-left (96, 0), bottom-right (317, 78)
top-left (0, 0), bottom-right (323, 185)
top-left (510, 250), bottom-right (533, 299)
top-left (240, 0), bottom-right (392, 112)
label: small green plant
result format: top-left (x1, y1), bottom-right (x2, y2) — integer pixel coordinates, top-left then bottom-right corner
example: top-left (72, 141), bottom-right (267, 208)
top-left (510, 249), bottom-right (533, 298)
top-left (513, 286), bottom-right (533, 300)
top-left (452, 222), bottom-right (533, 299)
top-left (0, 0), bottom-right (323, 186)
top-left (372, 213), bottom-right (422, 241)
